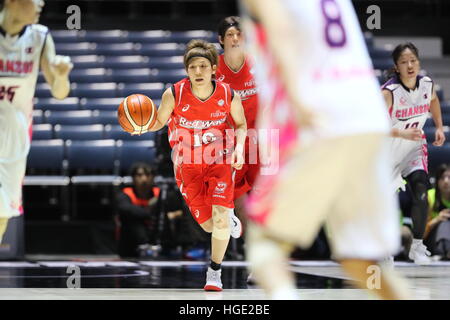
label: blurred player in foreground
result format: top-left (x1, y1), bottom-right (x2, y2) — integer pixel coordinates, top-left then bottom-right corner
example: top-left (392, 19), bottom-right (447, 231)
top-left (0, 0), bottom-right (73, 243)
top-left (148, 40), bottom-right (247, 291)
top-left (382, 42), bottom-right (445, 265)
top-left (242, 0), bottom-right (411, 299)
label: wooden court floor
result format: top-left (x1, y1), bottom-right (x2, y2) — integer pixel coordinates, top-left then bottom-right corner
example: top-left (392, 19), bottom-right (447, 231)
top-left (0, 259), bottom-right (449, 300)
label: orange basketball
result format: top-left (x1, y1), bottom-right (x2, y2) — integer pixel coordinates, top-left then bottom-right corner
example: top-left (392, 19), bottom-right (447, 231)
top-left (117, 94), bottom-right (157, 135)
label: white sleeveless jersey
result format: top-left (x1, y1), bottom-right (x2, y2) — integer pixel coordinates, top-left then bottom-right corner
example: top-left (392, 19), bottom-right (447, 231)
top-left (383, 76), bottom-right (433, 184)
top-left (0, 24), bottom-right (48, 162)
top-left (280, 0), bottom-right (390, 139)
top-left (383, 75), bottom-right (433, 131)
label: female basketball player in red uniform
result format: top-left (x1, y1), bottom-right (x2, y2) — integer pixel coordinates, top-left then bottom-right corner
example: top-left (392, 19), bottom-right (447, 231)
top-left (216, 16), bottom-right (259, 235)
top-left (0, 0), bottom-right (73, 243)
top-left (148, 40), bottom-right (247, 291)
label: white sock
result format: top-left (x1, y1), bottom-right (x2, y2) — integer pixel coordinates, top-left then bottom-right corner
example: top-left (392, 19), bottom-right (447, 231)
top-left (271, 285), bottom-right (299, 300)
top-left (412, 239), bottom-right (423, 246)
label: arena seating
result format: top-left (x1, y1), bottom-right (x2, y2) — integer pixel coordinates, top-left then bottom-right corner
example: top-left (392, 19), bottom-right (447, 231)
top-left (25, 29), bottom-right (450, 220)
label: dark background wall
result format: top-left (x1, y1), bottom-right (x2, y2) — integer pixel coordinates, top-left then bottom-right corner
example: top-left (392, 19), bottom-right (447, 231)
top-left (352, 0), bottom-right (450, 54)
top-left (40, 0), bottom-right (450, 54)
top-left (41, 0), bottom-right (239, 31)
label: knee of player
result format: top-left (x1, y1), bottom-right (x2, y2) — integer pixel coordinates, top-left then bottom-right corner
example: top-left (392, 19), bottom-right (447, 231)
top-left (213, 217), bottom-right (230, 230)
top-left (408, 171), bottom-right (429, 202)
top-left (412, 186), bottom-right (428, 204)
top-left (200, 219), bottom-right (214, 233)
top-left (212, 208), bottom-right (230, 229)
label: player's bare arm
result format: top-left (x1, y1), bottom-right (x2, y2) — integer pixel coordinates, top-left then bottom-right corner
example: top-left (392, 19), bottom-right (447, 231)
top-left (430, 87), bottom-right (446, 146)
top-left (243, 0), bottom-right (315, 128)
top-left (230, 92), bottom-right (247, 170)
top-left (149, 87), bottom-right (175, 131)
top-left (383, 89), bottom-right (422, 141)
top-left (40, 34), bottom-right (72, 100)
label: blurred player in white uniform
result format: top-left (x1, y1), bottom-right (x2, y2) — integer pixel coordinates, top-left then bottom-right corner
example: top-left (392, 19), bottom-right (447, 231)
top-left (0, 0), bottom-right (73, 243)
top-left (382, 43), bottom-right (446, 264)
top-left (242, 0), bottom-right (410, 299)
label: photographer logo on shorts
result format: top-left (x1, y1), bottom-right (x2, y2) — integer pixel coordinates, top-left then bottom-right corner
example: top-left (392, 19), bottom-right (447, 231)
top-left (215, 182), bottom-right (227, 194)
top-left (194, 210), bottom-right (200, 218)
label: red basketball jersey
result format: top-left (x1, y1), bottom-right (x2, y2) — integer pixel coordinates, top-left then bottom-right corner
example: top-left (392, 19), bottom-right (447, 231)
top-left (168, 78), bottom-right (234, 164)
top-left (216, 54), bottom-right (258, 129)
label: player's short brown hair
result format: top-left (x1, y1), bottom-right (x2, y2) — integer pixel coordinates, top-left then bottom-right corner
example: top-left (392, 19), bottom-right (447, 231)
top-left (184, 39), bottom-right (218, 69)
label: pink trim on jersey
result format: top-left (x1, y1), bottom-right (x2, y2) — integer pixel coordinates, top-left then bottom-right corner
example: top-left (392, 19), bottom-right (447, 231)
top-left (28, 122), bottom-right (33, 140)
top-left (245, 23), bottom-right (300, 226)
top-left (312, 67), bottom-right (375, 81)
top-left (421, 142), bottom-right (428, 173)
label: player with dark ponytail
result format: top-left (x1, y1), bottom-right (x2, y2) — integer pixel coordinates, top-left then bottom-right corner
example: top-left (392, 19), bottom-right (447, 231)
top-left (382, 42), bottom-right (446, 264)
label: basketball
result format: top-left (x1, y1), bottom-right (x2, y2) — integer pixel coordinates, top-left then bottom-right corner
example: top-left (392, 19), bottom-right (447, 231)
top-left (117, 94), bottom-right (157, 135)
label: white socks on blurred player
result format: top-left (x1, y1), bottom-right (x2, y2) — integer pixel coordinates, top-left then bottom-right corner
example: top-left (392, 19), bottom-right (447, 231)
top-left (271, 285), bottom-right (299, 300)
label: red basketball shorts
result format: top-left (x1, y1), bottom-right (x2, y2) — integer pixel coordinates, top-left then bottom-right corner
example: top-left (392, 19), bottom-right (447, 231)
top-left (176, 163), bottom-right (235, 224)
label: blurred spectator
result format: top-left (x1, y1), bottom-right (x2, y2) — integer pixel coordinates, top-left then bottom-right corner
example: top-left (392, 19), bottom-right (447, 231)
top-left (158, 184), bottom-right (209, 258)
top-left (152, 126), bottom-right (210, 258)
top-left (116, 162), bottom-right (160, 258)
top-left (154, 126), bottom-right (174, 178)
top-left (424, 164), bottom-right (450, 259)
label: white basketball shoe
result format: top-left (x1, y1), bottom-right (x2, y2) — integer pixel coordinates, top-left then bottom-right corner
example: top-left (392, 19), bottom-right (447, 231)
top-left (229, 210), bottom-right (242, 239)
top-left (204, 267), bottom-right (223, 291)
top-left (409, 240), bottom-right (432, 265)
